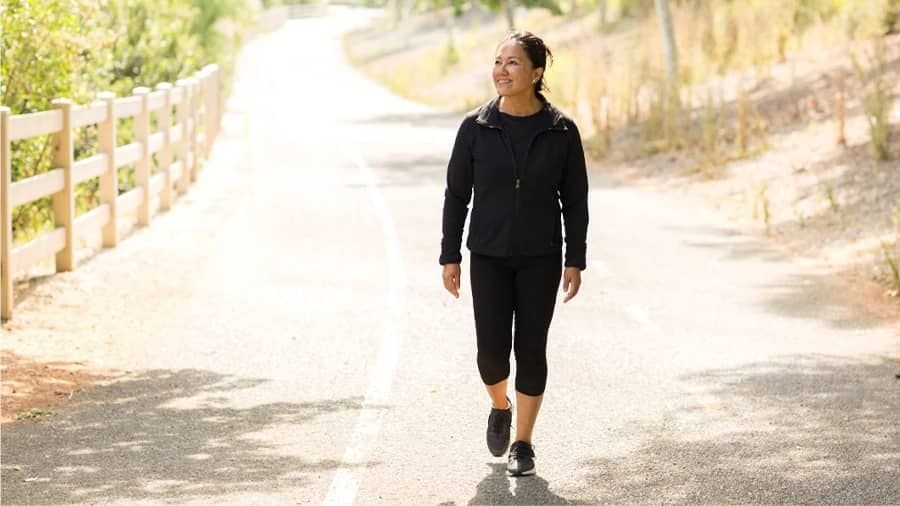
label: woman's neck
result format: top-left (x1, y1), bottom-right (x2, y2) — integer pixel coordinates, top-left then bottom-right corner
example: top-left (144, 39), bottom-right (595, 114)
top-left (499, 93), bottom-right (543, 117)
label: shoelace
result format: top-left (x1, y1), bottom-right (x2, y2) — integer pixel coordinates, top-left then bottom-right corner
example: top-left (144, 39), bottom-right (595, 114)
top-left (489, 410), bottom-right (509, 433)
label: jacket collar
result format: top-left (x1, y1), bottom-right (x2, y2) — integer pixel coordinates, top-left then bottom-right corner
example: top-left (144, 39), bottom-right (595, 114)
top-left (475, 93), bottom-right (568, 131)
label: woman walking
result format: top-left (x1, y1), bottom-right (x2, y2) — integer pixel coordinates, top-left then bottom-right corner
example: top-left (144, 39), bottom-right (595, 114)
top-left (439, 31), bottom-right (589, 477)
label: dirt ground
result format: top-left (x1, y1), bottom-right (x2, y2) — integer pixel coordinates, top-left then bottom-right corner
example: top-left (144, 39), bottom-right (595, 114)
top-left (1, 218), bottom-right (151, 426)
top-left (589, 34), bottom-right (900, 326)
top-left (0, 243), bottom-right (138, 426)
top-left (1, 350), bottom-right (123, 425)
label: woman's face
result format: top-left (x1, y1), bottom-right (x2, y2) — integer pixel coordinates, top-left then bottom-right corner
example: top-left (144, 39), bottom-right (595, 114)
top-left (493, 40), bottom-right (542, 98)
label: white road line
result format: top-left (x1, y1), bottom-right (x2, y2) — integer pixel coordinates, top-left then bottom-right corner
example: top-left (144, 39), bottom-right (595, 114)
top-left (323, 148), bottom-right (407, 506)
top-left (591, 259), bottom-right (612, 278)
top-left (623, 303), bottom-right (666, 335)
top-left (624, 304), bottom-right (650, 325)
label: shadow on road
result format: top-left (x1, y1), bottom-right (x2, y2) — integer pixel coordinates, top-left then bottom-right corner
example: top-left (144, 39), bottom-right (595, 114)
top-left (352, 111), bottom-right (463, 129)
top-left (1, 368), bottom-right (380, 505)
top-left (467, 463), bottom-right (591, 505)
top-left (361, 153), bottom-right (451, 188)
top-left (577, 354), bottom-right (899, 504)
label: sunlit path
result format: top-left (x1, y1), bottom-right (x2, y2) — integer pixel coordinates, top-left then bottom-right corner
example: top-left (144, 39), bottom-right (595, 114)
top-left (2, 7), bottom-right (897, 505)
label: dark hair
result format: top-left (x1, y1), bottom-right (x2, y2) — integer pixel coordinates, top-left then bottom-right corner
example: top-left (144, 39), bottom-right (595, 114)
top-left (505, 31), bottom-right (553, 93)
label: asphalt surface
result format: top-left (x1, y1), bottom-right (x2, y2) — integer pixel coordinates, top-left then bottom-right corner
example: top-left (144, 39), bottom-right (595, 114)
top-left (2, 8), bottom-right (898, 505)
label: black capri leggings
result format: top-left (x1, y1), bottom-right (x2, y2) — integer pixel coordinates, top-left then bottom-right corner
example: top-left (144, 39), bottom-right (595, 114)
top-left (470, 252), bottom-right (562, 396)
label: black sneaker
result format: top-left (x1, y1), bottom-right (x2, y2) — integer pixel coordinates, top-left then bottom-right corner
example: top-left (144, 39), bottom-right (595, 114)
top-left (486, 396), bottom-right (512, 457)
top-left (507, 440), bottom-right (536, 477)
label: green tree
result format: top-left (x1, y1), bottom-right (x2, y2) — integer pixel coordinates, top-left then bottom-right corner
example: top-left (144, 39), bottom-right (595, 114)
top-left (1, 0), bottom-right (112, 113)
top-left (104, 0), bottom-right (204, 96)
top-left (480, 0), bottom-right (562, 29)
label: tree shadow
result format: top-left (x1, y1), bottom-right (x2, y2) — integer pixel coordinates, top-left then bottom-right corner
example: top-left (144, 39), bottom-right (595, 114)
top-left (762, 134), bottom-right (900, 255)
top-left (678, 237), bottom-right (788, 263)
top-left (576, 354), bottom-right (899, 504)
top-left (357, 153), bottom-right (452, 188)
top-left (755, 271), bottom-right (889, 329)
top-left (467, 463), bottom-right (592, 505)
top-left (352, 111), bottom-right (462, 129)
top-left (751, 41), bottom-right (900, 136)
top-left (348, 138), bottom-right (620, 190)
top-left (1, 368), bottom-right (381, 505)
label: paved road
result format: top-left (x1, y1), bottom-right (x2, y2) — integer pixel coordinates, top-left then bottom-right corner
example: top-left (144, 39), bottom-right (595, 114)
top-left (2, 8), bottom-right (898, 505)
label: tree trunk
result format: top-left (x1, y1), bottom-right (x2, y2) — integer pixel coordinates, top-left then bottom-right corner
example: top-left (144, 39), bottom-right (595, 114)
top-left (653, 0), bottom-right (678, 89)
top-left (392, 0), bottom-right (403, 27)
top-left (653, 0), bottom-right (679, 146)
top-left (597, 0), bottom-right (607, 27)
top-left (505, 0), bottom-right (516, 30)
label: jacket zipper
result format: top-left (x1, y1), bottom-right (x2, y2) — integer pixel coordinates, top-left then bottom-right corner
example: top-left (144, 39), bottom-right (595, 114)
top-left (488, 119), bottom-right (566, 256)
top-left (496, 128), bottom-right (520, 256)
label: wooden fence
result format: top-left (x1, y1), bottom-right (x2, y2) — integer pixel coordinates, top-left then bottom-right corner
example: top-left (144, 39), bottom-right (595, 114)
top-left (0, 3), bottom-right (331, 320)
top-left (0, 64), bottom-right (222, 320)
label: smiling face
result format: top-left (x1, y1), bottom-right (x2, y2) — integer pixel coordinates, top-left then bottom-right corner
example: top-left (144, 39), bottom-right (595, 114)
top-left (492, 39), bottom-right (543, 99)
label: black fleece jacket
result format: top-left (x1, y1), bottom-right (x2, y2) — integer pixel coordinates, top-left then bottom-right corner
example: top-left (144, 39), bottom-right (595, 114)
top-left (440, 95), bottom-right (589, 269)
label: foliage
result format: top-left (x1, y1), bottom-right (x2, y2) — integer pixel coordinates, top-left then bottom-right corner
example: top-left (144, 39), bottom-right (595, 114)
top-left (103, 0), bottom-right (203, 96)
top-left (480, 0), bottom-right (563, 16)
top-left (441, 38), bottom-right (461, 71)
top-left (882, 241), bottom-right (900, 293)
top-left (851, 40), bottom-right (894, 161)
top-left (16, 408), bottom-right (51, 420)
top-left (1, 0), bottom-right (111, 113)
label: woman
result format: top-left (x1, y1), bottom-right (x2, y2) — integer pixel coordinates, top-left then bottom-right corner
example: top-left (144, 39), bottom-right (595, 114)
top-left (439, 31), bottom-right (589, 477)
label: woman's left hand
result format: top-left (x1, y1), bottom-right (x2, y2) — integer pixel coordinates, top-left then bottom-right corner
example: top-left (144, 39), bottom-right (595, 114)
top-left (562, 267), bottom-right (582, 303)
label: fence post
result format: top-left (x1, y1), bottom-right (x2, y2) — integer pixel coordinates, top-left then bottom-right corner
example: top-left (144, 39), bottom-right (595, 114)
top-left (175, 79), bottom-right (191, 194)
top-left (212, 66), bottom-right (220, 143)
top-left (156, 83), bottom-right (174, 211)
top-left (204, 65), bottom-right (220, 149)
top-left (51, 99), bottom-right (75, 272)
top-left (217, 68), bottom-right (226, 142)
top-left (133, 87), bottom-right (151, 226)
top-left (189, 78), bottom-right (201, 181)
top-left (201, 72), bottom-right (210, 160)
top-left (1, 107), bottom-right (12, 320)
top-left (98, 92), bottom-right (119, 248)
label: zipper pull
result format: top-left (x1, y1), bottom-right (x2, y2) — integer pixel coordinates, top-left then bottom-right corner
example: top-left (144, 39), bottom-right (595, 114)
top-left (516, 178), bottom-right (520, 189)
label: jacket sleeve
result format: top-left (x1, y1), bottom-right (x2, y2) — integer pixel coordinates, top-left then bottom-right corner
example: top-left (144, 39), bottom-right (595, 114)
top-left (440, 119), bottom-right (475, 265)
top-left (559, 121), bottom-right (589, 270)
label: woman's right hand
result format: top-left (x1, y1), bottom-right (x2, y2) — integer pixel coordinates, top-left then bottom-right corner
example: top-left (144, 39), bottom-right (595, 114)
top-left (442, 263), bottom-right (461, 299)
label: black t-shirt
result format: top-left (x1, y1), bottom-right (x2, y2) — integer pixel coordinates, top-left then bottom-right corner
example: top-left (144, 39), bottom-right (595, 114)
top-left (500, 109), bottom-right (549, 254)
top-left (499, 110), bottom-right (546, 171)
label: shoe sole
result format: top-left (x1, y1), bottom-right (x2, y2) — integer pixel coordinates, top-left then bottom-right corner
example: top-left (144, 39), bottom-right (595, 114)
top-left (507, 468), bottom-right (536, 477)
top-left (488, 443), bottom-right (509, 457)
